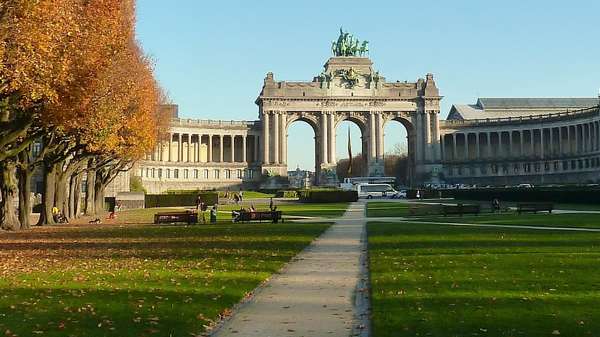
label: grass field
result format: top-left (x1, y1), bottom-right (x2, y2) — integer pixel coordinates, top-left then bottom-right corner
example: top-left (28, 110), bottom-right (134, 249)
top-left (112, 202), bottom-right (349, 224)
top-left (368, 222), bottom-right (600, 337)
top-left (418, 212), bottom-right (600, 229)
top-left (0, 222), bottom-right (330, 337)
top-left (367, 202), bottom-right (411, 217)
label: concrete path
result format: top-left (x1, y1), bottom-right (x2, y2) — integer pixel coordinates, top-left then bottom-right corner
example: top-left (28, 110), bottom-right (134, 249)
top-left (211, 202), bottom-right (369, 337)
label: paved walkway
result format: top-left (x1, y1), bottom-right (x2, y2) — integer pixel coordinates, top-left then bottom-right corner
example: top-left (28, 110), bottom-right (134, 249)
top-left (211, 202), bottom-right (369, 337)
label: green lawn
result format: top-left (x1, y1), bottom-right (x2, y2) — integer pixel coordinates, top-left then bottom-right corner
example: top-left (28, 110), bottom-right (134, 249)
top-left (115, 202), bottom-right (348, 224)
top-left (368, 222), bottom-right (600, 337)
top-left (367, 202), bottom-right (412, 217)
top-left (418, 212), bottom-right (600, 229)
top-left (0, 222), bottom-right (330, 337)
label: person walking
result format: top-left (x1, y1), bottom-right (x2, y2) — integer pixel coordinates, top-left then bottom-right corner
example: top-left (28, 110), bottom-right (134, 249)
top-left (196, 194), bottom-right (204, 224)
top-left (210, 205), bottom-right (218, 224)
top-left (269, 197), bottom-right (274, 211)
top-left (239, 190), bottom-right (243, 203)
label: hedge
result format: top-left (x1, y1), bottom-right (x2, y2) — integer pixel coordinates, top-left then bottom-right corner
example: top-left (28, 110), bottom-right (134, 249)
top-left (276, 190), bottom-right (299, 198)
top-left (449, 187), bottom-right (600, 204)
top-left (145, 192), bottom-right (218, 208)
top-left (299, 189), bottom-right (358, 203)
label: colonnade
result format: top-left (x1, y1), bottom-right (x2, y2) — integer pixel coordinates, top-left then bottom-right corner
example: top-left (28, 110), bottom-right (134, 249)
top-left (442, 121), bottom-right (600, 162)
top-left (145, 133), bottom-right (260, 164)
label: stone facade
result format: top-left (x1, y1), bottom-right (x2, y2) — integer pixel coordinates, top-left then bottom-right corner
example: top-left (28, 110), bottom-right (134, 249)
top-left (133, 55), bottom-right (600, 192)
top-left (441, 98), bottom-right (600, 185)
top-left (256, 56), bottom-right (442, 185)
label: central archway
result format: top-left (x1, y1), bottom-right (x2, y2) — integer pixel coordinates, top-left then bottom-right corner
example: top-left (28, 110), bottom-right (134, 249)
top-left (285, 115), bottom-right (320, 186)
top-left (382, 116), bottom-right (414, 186)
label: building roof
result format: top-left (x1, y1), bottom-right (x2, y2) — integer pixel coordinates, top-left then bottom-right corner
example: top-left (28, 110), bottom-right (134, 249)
top-left (448, 97), bottom-right (599, 120)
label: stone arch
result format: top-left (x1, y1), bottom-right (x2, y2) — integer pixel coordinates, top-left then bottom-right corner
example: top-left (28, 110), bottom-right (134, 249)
top-left (285, 112), bottom-right (322, 183)
top-left (382, 113), bottom-right (416, 186)
top-left (333, 112), bottom-right (369, 176)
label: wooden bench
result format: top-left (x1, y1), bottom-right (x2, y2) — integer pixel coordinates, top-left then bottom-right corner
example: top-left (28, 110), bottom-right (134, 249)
top-left (154, 211), bottom-right (197, 224)
top-left (233, 210), bottom-right (283, 223)
top-left (517, 203), bottom-right (553, 214)
top-left (442, 204), bottom-right (481, 217)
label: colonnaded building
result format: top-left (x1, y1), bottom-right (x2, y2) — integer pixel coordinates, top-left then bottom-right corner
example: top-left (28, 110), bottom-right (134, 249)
top-left (134, 31), bottom-right (600, 193)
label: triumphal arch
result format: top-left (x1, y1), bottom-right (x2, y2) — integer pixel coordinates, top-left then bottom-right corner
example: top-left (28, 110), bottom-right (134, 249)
top-left (256, 30), bottom-right (443, 185)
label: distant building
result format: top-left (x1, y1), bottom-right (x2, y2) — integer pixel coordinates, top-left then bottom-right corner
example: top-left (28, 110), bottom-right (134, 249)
top-left (287, 168), bottom-right (314, 189)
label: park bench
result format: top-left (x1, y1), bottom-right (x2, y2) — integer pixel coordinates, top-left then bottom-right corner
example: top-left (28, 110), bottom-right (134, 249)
top-left (442, 204), bottom-right (481, 217)
top-left (517, 203), bottom-right (553, 214)
top-left (154, 211), bottom-right (197, 225)
top-left (233, 210), bottom-right (283, 223)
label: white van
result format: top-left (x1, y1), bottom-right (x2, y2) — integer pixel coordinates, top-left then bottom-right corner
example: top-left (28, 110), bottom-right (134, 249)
top-left (356, 183), bottom-right (402, 199)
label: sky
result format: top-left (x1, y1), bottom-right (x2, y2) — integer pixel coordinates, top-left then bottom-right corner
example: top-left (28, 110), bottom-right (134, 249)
top-left (136, 0), bottom-right (600, 171)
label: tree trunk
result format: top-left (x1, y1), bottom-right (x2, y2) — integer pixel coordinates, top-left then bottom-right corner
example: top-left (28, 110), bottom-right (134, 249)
top-left (84, 159), bottom-right (96, 216)
top-left (54, 162), bottom-right (68, 219)
top-left (94, 179), bottom-right (105, 216)
top-left (73, 174), bottom-right (82, 218)
top-left (17, 163), bottom-right (32, 230)
top-left (0, 162), bottom-right (20, 230)
top-left (37, 163), bottom-right (57, 226)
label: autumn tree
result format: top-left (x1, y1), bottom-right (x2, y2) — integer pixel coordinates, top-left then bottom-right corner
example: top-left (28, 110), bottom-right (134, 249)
top-left (0, 0), bottom-right (165, 229)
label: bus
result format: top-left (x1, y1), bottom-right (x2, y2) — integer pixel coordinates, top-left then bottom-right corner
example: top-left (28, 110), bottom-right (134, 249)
top-left (340, 176), bottom-right (397, 190)
top-left (355, 183), bottom-right (406, 199)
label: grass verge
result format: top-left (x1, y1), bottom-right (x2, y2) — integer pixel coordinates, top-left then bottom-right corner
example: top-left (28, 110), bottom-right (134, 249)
top-left (0, 222), bottom-right (330, 337)
top-left (368, 221), bottom-right (600, 337)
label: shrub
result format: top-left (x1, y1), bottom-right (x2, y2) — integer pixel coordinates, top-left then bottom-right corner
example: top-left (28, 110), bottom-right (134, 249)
top-left (145, 192), bottom-right (218, 208)
top-left (276, 190), bottom-right (299, 198)
top-left (449, 187), bottom-right (600, 204)
top-left (299, 189), bottom-right (358, 203)
top-left (129, 176), bottom-right (146, 193)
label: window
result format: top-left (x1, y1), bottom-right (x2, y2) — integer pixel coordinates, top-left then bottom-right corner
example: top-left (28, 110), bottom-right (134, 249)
top-left (247, 169), bottom-right (254, 179)
top-left (237, 169), bottom-right (243, 179)
top-left (146, 168), bottom-right (150, 177)
top-left (152, 168), bottom-right (156, 178)
top-left (544, 162), bottom-right (550, 172)
top-left (184, 169), bottom-right (189, 179)
top-left (158, 168), bottom-right (162, 178)
top-left (194, 169), bottom-right (199, 179)
top-left (513, 164), bottom-right (519, 173)
top-left (174, 169), bottom-right (179, 179)
top-left (225, 169), bottom-right (231, 179)
top-left (553, 162), bottom-right (560, 171)
top-left (204, 169), bottom-right (209, 179)
top-left (534, 163), bottom-right (540, 172)
top-left (213, 169), bottom-right (220, 179)
top-left (166, 169), bottom-right (171, 178)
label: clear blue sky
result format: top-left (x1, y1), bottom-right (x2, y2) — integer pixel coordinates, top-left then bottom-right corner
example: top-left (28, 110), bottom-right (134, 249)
top-left (136, 0), bottom-right (600, 170)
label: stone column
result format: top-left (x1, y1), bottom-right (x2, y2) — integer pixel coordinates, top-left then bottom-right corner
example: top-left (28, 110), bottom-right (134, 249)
top-left (530, 130), bottom-right (535, 157)
top-left (376, 112), bottom-right (384, 160)
top-left (519, 130), bottom-right (524, 157)
top-left (242, 135), bottom-right (247, 163)
top-left (280, 113), bottom-right (288, 165)
top-left (414, 113), bottom-right (422, 163)
top-left (168, 133), bottom-right (174, 162)
top-left (272, 112), bottom-right (280, 164)
top-left (254, 135), bottom-right (259, 163)
top-left (566, 126), bottom-right (571, 154)
top-left (328, 112), bottom-right (336, 164)
top-left (464, 133), bottom-right (469, 160)
top-left (262, 111), bottom-right (270, 164)
top-left (432, 112), bottom-right (441, 161)
top-left (321, 112), bottom-right (328, 165)
top-left (219, 135), bottom-right (224, 162)
top-left (549, 128), bottom-right (554, 157)
top-left (486, 132), bottom-right (492, 158)
top-left (187, 135), bottom-right (192, 162)
top-left (452, 133), bottom-right (457, 161)
top-left (558, 127), bottom-right (563, 155)
top-left (508, 131), bottom-right (513, 158)
top-left (424, 111), bottom-right (431, 161)
top-left (231, 135), bottom-right (236, 162)
top-left (475, 133), bottom-right (481, 160)
top-left (208, 135), bottom-right (213, 162)
top-left (369, 112), bottom-right (376, 161)
top-left (540, 129), bottom-right (545, 159)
